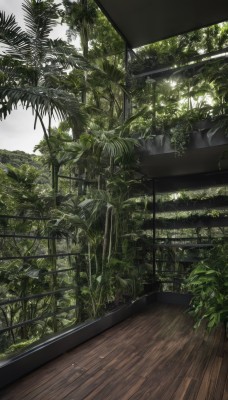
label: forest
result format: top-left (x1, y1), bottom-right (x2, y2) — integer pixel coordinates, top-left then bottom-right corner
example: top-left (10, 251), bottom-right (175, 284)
top-left (0, 0), bottom-right (227, 358)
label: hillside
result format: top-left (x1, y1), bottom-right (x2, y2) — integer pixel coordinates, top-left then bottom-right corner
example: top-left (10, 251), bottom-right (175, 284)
top-left (0, 149), bottom-right (41, 168)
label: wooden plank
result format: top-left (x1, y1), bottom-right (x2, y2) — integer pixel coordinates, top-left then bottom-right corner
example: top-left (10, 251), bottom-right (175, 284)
top-left (0, 304), bottom-right (227, 400)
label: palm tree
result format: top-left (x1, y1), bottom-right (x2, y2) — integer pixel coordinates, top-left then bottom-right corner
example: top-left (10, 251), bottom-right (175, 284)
top-left (0, 0), bottom-right (88, 186)
top-left (63, 0), bottom-right (97, 104)
top-left (0, 0), bottom-right (90, 332)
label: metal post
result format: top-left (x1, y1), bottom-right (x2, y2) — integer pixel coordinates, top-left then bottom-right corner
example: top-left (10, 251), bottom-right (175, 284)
top-left (124, 43), bottom-right (131, 121)
top-left (152, 178), bottom-right (156, 277)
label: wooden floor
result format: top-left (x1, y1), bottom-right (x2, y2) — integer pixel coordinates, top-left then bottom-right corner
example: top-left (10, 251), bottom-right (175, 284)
top-left (0, 304), bottom-right (227, 400)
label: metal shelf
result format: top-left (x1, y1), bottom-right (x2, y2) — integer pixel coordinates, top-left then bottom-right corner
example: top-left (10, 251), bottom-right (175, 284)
top-left (154, 243), bottom-right (213, 248)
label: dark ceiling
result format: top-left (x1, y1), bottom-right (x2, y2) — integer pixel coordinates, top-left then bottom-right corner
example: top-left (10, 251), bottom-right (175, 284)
top-left (95, 0), bottom-right (228, 48)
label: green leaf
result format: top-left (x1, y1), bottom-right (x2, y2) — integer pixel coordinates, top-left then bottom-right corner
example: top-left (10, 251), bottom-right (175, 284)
top-left (24, 268), bottom-right (40, 279)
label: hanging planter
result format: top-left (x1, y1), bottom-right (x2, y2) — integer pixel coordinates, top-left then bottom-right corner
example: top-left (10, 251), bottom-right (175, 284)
top-left (143, 215), bottom-right (228, 230)
top-left (156, 195), bottom-right (228, 213)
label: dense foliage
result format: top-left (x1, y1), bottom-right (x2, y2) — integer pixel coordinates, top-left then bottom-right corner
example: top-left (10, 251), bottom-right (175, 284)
top-left (130, 25), bottom-right (228, 153)
top-left (0, 0), bottom-right (227, 358)
top-left (0, 149), bottom-right (40, 168)
top-left (186, 244), bottom-right (228, 334)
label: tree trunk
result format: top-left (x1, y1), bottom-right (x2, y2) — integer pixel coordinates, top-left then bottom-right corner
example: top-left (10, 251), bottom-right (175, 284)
top-left (102, 206), bottom-right (111, 272)
top-left (152, 81), bottom-right (157, 131)
top-left (88, 242), bottom-right (92, 287)
top-left (48, 236), bottom-right (58, 333)
top-left (52, 163), bottom-right (59, 208)
top-left (75, 254), bottom-right (82, 322)
top-left (108, 208), bottom-right (113, 263)
top-left (81, 0), bottom-right (88, 105)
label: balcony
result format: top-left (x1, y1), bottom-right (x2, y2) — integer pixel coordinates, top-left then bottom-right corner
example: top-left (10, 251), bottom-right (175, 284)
top-left (0, 303), bottom-right (227, 400)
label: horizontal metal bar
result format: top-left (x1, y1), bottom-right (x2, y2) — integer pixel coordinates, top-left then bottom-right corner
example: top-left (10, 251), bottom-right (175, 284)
top-left (133, 54), bottom-right (228, 79)
top-left (0, 287), bottom-right (76, 306)
top-left (58, 175), bottom-right (95, 184)
top-left (133, 47), bottom-right (228, 78)
top-left (0, 252), bottom-right (80, 261)
top-left (160, 280), bottom-right (183, 283)
top-left (153, 243), bottom-right (213, 248)
top-left (0, 233), bottom-right (50, 239)
top-left (156, 259), bottom-right (201, 263)
top-left (157, 270), bottom-right (190, 274)
top-left (0, 215), bottom-right (50, 221)
top-left (0, 305), bottom-right (77, 334)
top-left (41, 267), bottom-right (77, 275)
top-left (155, 237), bottom-right (227, 241)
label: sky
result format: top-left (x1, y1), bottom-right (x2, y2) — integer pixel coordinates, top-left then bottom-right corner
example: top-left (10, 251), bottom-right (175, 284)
top-left (0, 0), bottom-right (69, 154)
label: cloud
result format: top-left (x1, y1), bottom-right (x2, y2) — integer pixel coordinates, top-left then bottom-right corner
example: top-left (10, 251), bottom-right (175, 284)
top-left (1, 0), bottom-right (25, 28)
top-left (0, 108), bottom-right (45, 154)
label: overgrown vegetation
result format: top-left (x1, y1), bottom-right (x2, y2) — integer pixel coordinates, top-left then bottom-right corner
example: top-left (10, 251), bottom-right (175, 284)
top-left (130, 24), bottom-right (228, 153)
top-left (0, 0), bottom-right (227, 358)
top-left (186, 244), bottom-right (228, 335)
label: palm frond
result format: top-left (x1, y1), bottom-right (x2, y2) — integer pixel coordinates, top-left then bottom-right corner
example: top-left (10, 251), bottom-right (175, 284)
top-left (97, 131), bottom-right (137, 159)
top-left (79, 191), bottom-right (111, 224)
top-left (101, 60), bottom-right (124, 83)
top-left (0, 165), bottom-right (19, 182)
top-left (48, 213), bottom-right (87, 237)
top-left (120, 108), bottom-right (147, 132)
top-left (0, 11), bottom-right (30, 59)
top-left (22, 0), bottom-right (59, 43)
top-left (44, 39), bottom-right (93, 71)
top-left (0, 56), bottom-right (38, 86)
top-left (103, 137), bottom-right (135, 159)
top-left (89, 61), bottom-right (128, 94)
top-left (0, 86), bottom-right (86, 126)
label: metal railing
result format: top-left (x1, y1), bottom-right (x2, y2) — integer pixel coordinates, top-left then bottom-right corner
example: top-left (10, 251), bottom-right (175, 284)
top-left (0, 213), bottom-right (82, 355)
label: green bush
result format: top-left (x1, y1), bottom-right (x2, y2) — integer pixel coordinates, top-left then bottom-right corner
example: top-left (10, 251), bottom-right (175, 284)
top-left (186, 244), bottom-right (228, 335)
